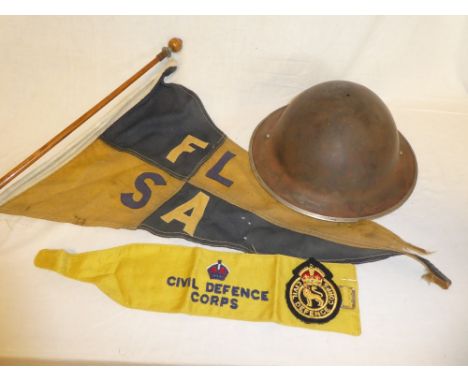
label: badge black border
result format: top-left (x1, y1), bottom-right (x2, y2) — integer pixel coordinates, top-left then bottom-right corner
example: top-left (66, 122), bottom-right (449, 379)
top-left (285, 258), bottom-right (342, 324)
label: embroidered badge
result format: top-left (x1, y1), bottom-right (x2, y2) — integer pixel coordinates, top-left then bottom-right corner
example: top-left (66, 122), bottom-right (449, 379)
top-left (286, 258), bottom-right (342, 324)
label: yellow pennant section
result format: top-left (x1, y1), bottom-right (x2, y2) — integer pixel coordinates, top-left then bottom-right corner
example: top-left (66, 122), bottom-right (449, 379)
top-left (0, 140), bottom-right (184, 229)
top-left (35, 243), bottom-right (361, 335)
top-left (190, 138), bottom-right (426, 256)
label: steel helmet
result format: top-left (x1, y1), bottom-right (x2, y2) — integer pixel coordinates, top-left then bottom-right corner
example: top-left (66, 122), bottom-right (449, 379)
top-left (249, 80), bottom-right (417, 222)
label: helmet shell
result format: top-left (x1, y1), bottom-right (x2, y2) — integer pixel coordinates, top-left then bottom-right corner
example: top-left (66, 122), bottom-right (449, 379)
top-left (249, 81), bottom-right (417, 222)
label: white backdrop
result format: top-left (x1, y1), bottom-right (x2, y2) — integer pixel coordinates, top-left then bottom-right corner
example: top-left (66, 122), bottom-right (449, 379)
top-left (0, 16), bottom-right (467, 365)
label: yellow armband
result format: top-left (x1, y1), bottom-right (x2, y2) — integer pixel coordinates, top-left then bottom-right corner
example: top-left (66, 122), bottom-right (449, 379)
top-left (35, 243), bottom-right (360, 335)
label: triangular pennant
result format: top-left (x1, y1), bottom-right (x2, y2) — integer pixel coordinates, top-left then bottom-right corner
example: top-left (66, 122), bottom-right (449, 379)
top-left (0, 67), bottom-right (450, 288)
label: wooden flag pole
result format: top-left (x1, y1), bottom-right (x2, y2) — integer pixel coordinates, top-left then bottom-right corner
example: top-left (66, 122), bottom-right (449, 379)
top-left (0, 37), bottom-right (183, 191)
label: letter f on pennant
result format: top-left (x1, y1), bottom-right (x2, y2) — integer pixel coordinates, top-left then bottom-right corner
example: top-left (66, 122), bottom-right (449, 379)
top-left (166, 135), bottom-right (209, 163)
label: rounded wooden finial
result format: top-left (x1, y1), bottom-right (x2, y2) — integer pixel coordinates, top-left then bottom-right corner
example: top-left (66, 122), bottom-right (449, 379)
top-left (168, 37), bottom-right (183, 53)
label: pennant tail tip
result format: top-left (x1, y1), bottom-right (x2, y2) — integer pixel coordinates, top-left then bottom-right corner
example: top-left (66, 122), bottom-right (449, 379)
top-left (422, 272), bottom-right (452, 290)
top-left (405, 253), bottom-right (451, 290)
top-left (404, 242), bottom-right (432, 256)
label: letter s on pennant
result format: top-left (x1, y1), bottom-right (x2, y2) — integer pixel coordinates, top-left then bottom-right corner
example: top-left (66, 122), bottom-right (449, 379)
top-left (121, 172), bottom-right (166, 209)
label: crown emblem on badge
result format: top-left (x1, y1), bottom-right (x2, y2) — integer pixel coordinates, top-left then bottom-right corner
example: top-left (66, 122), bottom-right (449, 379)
top-left (207, 260), bottom-right (229, 281)
top-left (300, 267), bottom-right (325, 286)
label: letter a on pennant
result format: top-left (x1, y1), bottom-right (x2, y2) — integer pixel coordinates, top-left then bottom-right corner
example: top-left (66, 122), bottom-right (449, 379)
top-left (160, 192), bottom-right (210, 236)
top-left (166, 135), bottom-right (209, 163)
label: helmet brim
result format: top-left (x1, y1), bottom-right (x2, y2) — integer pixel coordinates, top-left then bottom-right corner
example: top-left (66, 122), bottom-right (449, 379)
top-left (249, 106), bottom-right (418, 222)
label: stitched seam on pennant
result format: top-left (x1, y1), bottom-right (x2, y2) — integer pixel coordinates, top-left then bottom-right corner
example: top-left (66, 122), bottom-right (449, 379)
top-left (99, 66), bottom-right (174, 141)
top-left (94, 140), bottom-right (223, 231)
top-left (163, 83), bottom-right (227, 180)
top-left (167, 83), bottom-right (226, 136)
top-left (134, 180), bottom-right (189, 228)
top-left (187, 136), bottom-right (402, 252)
top-left (103, 135), bottom-right (226, 181)
top-left (188, 176), bottom-right (404, 255)
top-left (185, 134), bottom-right (226, 180)
top-left (100, 117), bottom-right (226, 181)
top-left (314, 253), bottom-right (396, 263)
top-left (99, 72), bottom-right (226, 180)
top-left (99, 139), bottom-right (187, 180)
top-left (139, 223), bottom-right (252, 252)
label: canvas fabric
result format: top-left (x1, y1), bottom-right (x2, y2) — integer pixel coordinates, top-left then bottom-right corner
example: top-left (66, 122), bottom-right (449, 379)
top-left (0, 67), bottom-right (450, 287)
top-left (35, 243), bottom-right (361, 335)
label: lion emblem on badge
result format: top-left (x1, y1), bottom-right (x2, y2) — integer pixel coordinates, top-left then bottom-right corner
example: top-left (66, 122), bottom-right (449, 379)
top-left (286, 259), bottom-right (341, 324)
top-left (299, 267), bottom-right (326, 308)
